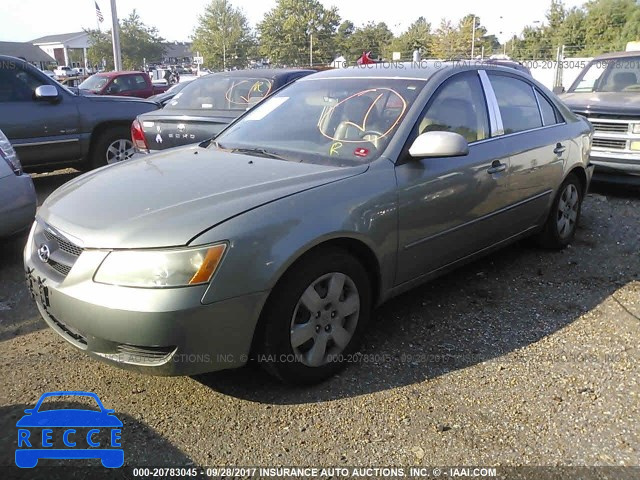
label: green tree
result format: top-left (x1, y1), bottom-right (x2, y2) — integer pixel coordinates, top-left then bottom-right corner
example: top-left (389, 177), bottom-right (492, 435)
top-left (387, 17), bottom-right (432, 60)
top-left (431, 19), bottom-right (458, 58)
top-left (347, 22), bottom-right (394, 60)
top-left (336, 20), bottom-right (355, 56)
top-left (258, 0), bottom-right (340, 66)
top-left (621, 9), bottom-right (640, 43)
top-left (192, 0), bottom-right (255, 70)
top-left (582, 0), bottom-right (638, 54)
top-left (86, 10), bottom-right (165, 70)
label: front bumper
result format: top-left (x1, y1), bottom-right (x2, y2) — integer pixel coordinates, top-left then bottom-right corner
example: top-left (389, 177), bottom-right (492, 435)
top-left (24, 224), bottom-right (269, 376)
top-left (590, 149), bottom-right (640, 178)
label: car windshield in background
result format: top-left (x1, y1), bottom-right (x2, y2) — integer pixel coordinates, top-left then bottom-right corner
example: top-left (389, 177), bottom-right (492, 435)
top-left (79, 75), bottom-right (109, 91)
top-left (569, 56), bottom-right (640, 93)
top-left (165, 75), bottom-right (274, 111)
top-left (214, 77), bottom-right (425, 166)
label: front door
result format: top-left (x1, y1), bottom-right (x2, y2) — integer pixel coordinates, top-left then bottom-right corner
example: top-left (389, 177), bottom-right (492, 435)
top-left (395, 71), bottom-right (512, 285)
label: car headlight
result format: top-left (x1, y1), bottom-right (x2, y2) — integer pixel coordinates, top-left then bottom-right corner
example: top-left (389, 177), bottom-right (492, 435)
top-left (632, 123), bottom-right (640, 134)
top-left (94, 244), bottom-right (226, 288)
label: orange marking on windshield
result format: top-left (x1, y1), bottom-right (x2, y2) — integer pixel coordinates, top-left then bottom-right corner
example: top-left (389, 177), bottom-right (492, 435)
top-left (318, 88), bottom-right (408, 143)
top-left (225, 80), bottom-right (273, 105)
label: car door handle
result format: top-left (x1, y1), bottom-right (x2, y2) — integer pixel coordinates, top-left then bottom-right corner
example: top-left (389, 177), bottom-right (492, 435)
top-left (554, 143), bottom-right (566, 155)
top-left (487, 161), bottom-right (507, 174)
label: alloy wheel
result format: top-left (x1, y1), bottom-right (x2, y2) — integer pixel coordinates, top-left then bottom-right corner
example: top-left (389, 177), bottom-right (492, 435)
top-left (106, 139), bottom-right (135, 164)
top-left (290, 272), bottom-right (360, 367)
top-left (556, 183), bottom-right (580, 239)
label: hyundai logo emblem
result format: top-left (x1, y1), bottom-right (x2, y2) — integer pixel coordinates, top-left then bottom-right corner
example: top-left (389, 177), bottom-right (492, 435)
top-left (38, 244), bottom-right (51, 263)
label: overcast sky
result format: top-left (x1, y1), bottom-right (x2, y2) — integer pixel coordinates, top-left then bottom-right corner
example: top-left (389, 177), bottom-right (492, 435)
top-left (1, 0), bottom-right (585, 43)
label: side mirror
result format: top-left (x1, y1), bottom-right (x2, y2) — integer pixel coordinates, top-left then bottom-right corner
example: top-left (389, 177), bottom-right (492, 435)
top-left (34, 85), bottom-right (59, 101)
top-left (553, 86), bottom-right (566, 94)
top-left (409, 131), bottom-right (469, 158)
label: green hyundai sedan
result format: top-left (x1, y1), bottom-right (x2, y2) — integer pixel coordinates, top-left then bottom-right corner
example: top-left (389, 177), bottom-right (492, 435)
top-left (25, 63), bottom-right (593, 384)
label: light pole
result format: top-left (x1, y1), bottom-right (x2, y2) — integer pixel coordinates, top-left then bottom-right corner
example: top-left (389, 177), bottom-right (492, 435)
top-left (109, 0), bottom-right (122, 71)
top-left (471, 15), bottom-right (477, 59)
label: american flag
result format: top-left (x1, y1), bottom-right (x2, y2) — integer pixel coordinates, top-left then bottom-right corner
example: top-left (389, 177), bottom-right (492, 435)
top-left (95, 1), bottom-right (104, 23)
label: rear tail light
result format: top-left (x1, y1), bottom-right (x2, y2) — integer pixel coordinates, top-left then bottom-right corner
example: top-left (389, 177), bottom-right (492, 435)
top-left (131, 118), bottom-right (149, 153)
top-left (0, 130), bottom-right (23, 175)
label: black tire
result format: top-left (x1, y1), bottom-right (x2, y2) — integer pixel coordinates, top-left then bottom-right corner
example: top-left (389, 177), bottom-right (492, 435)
top-left (258, 247), bottom-right (372, 385)
top-left (535, 173), bottom-right (583, 249)
top-left (89, 126), bottom-right (135, 169)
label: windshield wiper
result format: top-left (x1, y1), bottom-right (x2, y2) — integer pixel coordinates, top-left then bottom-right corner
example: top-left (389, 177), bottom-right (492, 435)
top-left (230, 147), bottom-right (288, 161)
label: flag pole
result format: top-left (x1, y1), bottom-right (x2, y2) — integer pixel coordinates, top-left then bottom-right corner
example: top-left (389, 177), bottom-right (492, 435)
top-left (109, 0), bottom-right (122, 71)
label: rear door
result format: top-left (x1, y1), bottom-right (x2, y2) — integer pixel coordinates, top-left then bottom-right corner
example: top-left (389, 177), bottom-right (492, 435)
top-left (486, 72), bottom-right (566, 230)
top-left (0, 61), bottom-right (82, 168)
top-left (395, 71), bottom-right (512, 285)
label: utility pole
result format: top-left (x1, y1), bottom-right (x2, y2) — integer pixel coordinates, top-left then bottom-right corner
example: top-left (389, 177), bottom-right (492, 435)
top-left (471, 15), bottom-right (476, 59)
top-left (223, 43), bottom-right (226, 70)
top-left (310, 33), bottom-right (313, 66)
top-left (109, 0), bottom-right (122, 70)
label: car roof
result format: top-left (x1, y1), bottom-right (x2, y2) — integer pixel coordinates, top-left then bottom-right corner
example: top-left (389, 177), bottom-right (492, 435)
top-left (93, 71), bottom-right (148, 77)
top-left (208, 68), bottom-right (315, 79)
top-left (593, 50), bottom-right (640, 60)
top-left (299, 61), bottom-right (528, 81)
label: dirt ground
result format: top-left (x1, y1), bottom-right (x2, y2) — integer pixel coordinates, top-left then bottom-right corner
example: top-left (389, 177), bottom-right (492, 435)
top-left (0, 171), bottom-right (638, 475)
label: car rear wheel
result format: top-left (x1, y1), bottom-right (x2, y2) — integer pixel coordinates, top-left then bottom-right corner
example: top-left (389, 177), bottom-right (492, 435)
top-left (536, 173), bottom-right (583, 249)
top-left (259, 247), bottom-right (371, 384)
top-left (90, 127), bottom-right (135, 169)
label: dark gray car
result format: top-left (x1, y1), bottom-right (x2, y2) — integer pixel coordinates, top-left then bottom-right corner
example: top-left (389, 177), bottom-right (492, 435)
top-left (24, 63), bottom-right (593, 384)
top-left (0, 56), bottom-right (159, 172)
top-left (132, 69), bottom-right (315, 153)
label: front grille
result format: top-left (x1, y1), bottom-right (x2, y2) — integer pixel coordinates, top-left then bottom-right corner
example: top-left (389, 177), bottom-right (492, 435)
top-left (590, 121), bottom-right (629, 134)
top-left (592, 138), bottom-right (627, 150)
top-left (44, 229), bottom-right (83, 257)
top-left (48, 259), bottom-right (72, 276)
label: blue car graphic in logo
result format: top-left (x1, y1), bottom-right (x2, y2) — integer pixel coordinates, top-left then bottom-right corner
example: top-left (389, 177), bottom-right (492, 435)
top-left (15, 391), bottom-right (123, 468)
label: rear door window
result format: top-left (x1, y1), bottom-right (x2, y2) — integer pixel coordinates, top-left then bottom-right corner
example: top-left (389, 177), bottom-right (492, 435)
top-left (489, 74), bottom-right (543, 134)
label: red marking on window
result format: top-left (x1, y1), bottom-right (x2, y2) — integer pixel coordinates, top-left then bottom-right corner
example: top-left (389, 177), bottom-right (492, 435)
top-left (354, 147), bottom-right (370, 157)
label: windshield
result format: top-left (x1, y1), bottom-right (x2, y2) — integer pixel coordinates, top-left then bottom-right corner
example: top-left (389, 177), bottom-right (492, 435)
top-left (569, 56), bottom-right (640, 93)
top-left (214, 77), bottom-right (425, 166)
top-left (79, 75), bottom-right (109, 91)
top-left (165, 75), bottom-right (274, 111)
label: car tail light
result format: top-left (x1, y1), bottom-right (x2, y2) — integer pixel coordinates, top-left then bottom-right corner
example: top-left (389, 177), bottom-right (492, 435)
top-left (0, 130), bottom-right (23, 175)
top-left (131, 118), bottom-right (149, 153)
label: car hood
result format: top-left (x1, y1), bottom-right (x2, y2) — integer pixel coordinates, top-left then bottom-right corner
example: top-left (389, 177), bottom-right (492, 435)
top-left (561, 92), bottom-right (640, 116)
top-left (39, 146), bottom-right (368, 249)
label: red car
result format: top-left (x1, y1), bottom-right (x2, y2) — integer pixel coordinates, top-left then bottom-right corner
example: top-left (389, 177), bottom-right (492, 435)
top-left (78, 71), bottom-right (169, 99)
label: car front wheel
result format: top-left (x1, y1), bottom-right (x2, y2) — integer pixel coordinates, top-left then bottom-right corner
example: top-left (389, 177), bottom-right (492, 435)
top-left (259, 247), bottom-right (372, 384)
top-left (90, 127), bottom-right (136, 169)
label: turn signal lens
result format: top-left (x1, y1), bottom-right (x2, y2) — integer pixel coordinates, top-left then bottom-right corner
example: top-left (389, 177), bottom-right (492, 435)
top-left (630, 141), bottom-right (640, 151)
top-left (189, 245), bottom-right (226, 284)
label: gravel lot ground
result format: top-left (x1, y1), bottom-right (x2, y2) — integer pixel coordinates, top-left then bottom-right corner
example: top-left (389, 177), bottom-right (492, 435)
top-left (0, 170), bottom-right (638, 474)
